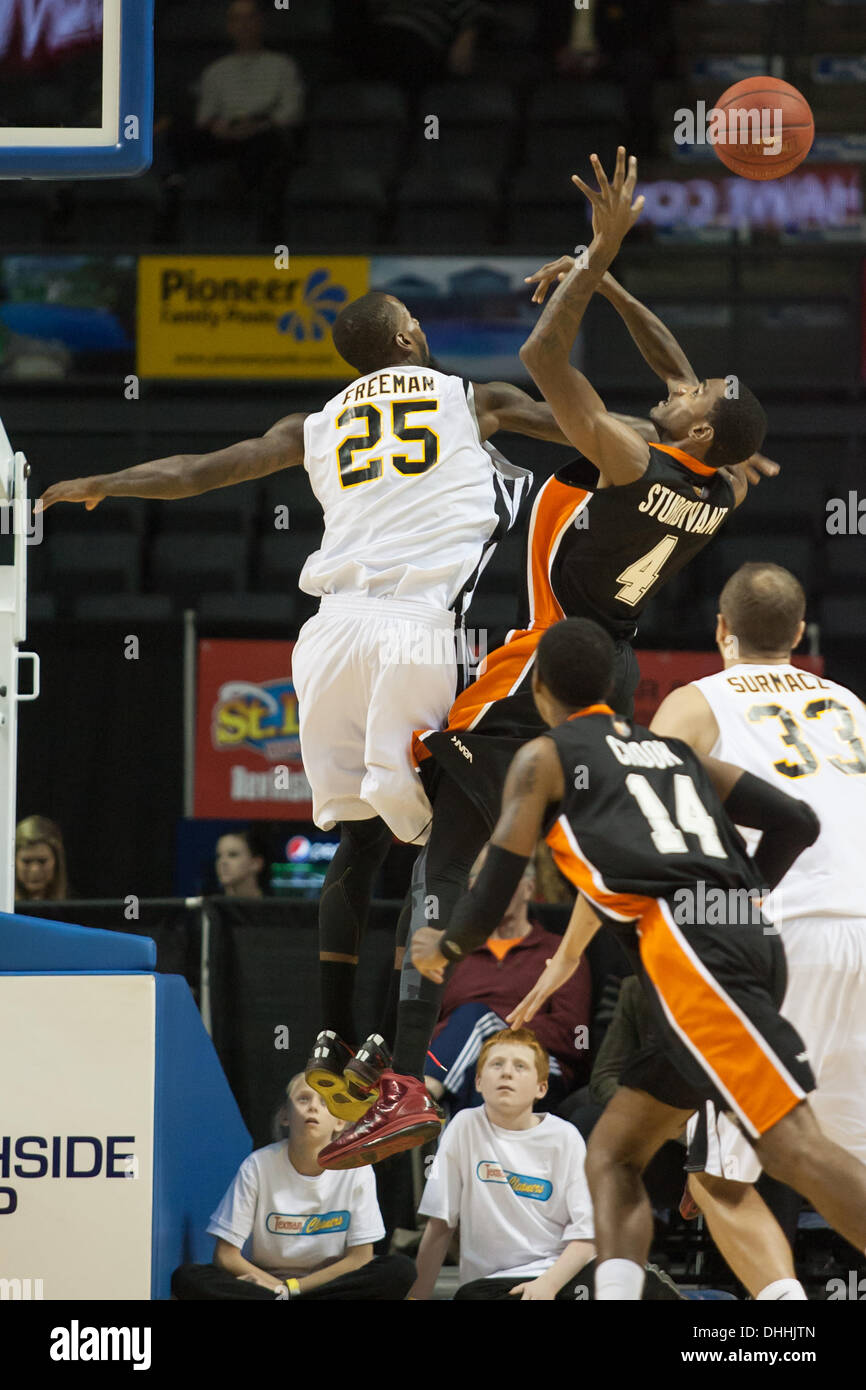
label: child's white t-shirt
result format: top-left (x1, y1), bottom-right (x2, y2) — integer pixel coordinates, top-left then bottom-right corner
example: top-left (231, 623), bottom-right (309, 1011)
top-left (418, 1108), bottom-right (594, 1285)
top-left (207, 1141), bottom-right (385, 1279)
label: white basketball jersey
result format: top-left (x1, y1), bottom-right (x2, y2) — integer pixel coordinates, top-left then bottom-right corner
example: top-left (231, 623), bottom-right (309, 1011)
top-left (299, 368), bottom-right (531, 613)
top-left (693, 664), bottom-right (866, 920)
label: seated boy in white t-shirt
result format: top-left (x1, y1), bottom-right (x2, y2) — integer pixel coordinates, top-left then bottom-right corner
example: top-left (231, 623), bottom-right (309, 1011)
top-left (172, 1073), bottom-right (414, 1301)
top-left (411, 1029), bottom-right (681, 1300)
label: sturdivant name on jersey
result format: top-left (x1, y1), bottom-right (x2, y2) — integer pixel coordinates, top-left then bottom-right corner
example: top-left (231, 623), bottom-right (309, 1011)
top-left (637, 483), bottom-right (728, 536)
top-left (341, 373), bottom-right (437, 405)
top-left (726, 671), bottom-right (831, 695)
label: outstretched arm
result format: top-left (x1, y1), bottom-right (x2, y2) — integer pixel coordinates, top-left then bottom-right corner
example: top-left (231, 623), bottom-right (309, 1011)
top-left (410, 738), bottom-right (565, 982)
top-left (519, 151), bottom-right (650, 484)
top-left (597, 273), bottom-right (699, 387)
top-left (39, 412), bottom-right (308, 510)
top-left (526, 258), bottom-right (698, 390)
top-left (471, 379), bottom-right (576, 446)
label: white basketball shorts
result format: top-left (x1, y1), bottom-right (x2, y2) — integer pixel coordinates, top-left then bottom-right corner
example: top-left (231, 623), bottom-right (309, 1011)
top-left (687, 916), bottom-right (866, 1181)
top-left (290, 593), bottom-right (458, 845)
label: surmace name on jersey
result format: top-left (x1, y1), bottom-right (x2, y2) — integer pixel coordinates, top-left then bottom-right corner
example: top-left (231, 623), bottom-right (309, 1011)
top-left (341, 372), bottom-right (438, 404)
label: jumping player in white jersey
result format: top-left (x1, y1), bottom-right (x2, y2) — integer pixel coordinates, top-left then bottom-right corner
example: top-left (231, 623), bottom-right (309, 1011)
top-left (651, 561), bottom-right (866, 1299)
top-left (38, 289), bottom-right (602, 1093)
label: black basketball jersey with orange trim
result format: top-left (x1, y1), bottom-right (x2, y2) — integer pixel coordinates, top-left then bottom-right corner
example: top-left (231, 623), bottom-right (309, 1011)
top-left (542, 705), bottom-right (761, 927)
top-left (523, 444), bottom-right (735, 641)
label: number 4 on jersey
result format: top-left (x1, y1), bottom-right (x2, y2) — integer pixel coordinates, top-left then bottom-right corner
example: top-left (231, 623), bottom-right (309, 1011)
top-left (615, 535), bottom-right (679, 606)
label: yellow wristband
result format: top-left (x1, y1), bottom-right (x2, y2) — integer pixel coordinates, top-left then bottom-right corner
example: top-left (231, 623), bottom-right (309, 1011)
top-left (284, 1278), bottom-right (301, 1299)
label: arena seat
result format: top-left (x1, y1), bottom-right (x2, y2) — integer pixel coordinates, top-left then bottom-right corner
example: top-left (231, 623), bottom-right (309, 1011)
top-left (522, 123), bottom-right (625, 177)
top-left (309, 82), bottom-right (408, 128)
top-left (179, 163), bottom-right (262, 249)
top-left (151, 485), bottom-right (258, 535)
top-left (711, 535), bottom-right (817, 593)
top-left (528, 81), bottom-right (627, 126)
top-left (73, 594), bottom-right (176, 622)
top-left (0, 186), bottom-right (50, 245)
top-left (149, 533), bottom-right (249, 597)
top-left (393, 168), bottom-right (500, 249)
top-left (256, 531), bottom-right (318, 591)
top-left (819, 594), bottom-right (866, 643)
top-left (408, 125), bottom-right (515, 179)
top-left (196, 592), bottom-right (299, 628)
top-left (507, 166), bottom-right (590, 248)
top-left (284, 167), bottom-right (387, 249)
top-left (49, 532), bottom-right (142, 597)
top-left (69, 176), bottom-right (164, 248)
top-left (824, 535), bottom-right (866, 590)
top-left (27, 593), bottom-right (58, 622)
top-left (420, 81), bottom-right (518, 127)
top-left (302, 124), bottom-right (408, 182)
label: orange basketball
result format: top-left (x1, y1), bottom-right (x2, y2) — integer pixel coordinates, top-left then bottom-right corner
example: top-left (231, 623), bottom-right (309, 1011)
top-left (711, 76), bottom-right (814, 180)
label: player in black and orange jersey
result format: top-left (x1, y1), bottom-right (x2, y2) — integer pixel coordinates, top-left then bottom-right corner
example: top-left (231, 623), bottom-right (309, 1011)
top-left (413, 617), bottom-right (866, 1300)
top-left (314, 150), bottom-right (779, 1170)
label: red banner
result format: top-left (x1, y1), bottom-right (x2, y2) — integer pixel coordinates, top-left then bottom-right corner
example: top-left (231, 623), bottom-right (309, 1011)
top-left (633, 650), bottom-right (825, 727)
top-left (194, 639), bottom-right (312, 819)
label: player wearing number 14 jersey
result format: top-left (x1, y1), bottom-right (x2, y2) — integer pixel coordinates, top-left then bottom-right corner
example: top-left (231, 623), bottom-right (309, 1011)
top-left (428, 618), bottom-right (866, 1301)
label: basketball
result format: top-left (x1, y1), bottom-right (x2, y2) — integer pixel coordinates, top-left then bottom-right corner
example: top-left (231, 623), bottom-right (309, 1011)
top-left (712, 76), bottom-right (814, 180)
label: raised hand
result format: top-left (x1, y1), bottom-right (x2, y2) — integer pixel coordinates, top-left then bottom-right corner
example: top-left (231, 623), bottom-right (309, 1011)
top-left (731, 452), bottom-right (780, 487)
top-left (571, 147), bottom-right (644, 252)
top-left (524, 254), bottom-right (576, 305)
top-left (39, 478), bottom-right (106, 512)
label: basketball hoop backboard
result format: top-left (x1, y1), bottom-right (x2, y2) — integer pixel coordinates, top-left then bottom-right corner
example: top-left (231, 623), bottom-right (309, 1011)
top-left (0, 0), bottom-right (153, 179)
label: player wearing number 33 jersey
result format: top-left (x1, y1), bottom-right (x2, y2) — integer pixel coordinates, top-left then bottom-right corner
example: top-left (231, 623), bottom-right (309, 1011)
top-left (651, 563), bottom-right (866, 1204)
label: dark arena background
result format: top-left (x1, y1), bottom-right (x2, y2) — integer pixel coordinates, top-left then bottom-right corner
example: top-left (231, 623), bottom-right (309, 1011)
top-left (1, 0), bottom-right (865, 1353)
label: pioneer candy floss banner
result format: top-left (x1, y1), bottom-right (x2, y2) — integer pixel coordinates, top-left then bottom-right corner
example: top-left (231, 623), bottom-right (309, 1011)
top-left (137, 255), bottom-right (368, 379)
top-left (194, 639), bottom-right (312, 819)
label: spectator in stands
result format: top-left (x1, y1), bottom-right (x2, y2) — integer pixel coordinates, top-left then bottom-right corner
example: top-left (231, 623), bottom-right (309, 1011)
top-left (171, 0), bottom-right (303, 235)
top-left (215, 827), bottom-right (269, 898)
top-left (539, 0), bottom-right (675, 155)
top-left (368, 0), bottom-right (490, 85)
top-left (411, 1027), bottom-right (681, 1299)
top-left (15, 815), bottom-right (69, 902)
top-left (196, 0), bottom-right (304, 147)
top-left (423, 852), bottom-right (591, 1113)
top-left (171, 1072), bottom-right (415, 1301)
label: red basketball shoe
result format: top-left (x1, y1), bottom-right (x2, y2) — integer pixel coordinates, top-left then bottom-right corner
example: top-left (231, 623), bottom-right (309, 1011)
top-left (317, 1071), bottom-right (443, 1170)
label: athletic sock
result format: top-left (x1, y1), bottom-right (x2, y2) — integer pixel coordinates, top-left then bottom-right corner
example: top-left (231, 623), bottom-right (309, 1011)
top-left (595, 1258), bottom-right (645, 1301)
top-left (756, 1278), bottom-right (807, 1300)
top-left (317, 818), bottom-right (393, 1049)
top-left (318, 960), bottom-right (357, 1049)
top-left (381, 967), bottom-right (401, 1047)
top-left (392, 995), bottom-right (442, 1080)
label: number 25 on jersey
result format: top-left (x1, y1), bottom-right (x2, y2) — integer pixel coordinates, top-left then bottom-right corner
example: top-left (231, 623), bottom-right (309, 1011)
top-left (337, 400), bottom-right (441, 489)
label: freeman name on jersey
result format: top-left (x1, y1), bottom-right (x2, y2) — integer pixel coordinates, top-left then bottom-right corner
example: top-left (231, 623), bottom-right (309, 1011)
top-left (638, 483), bottom-right (728, 536)
top-left (341, 372), bottom-right (437, 404)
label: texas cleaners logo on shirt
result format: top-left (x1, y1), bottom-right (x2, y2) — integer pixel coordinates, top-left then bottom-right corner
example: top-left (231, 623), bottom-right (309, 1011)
top-left (266, 1210), bottom-right (350, 1236)
top-left (475, 1162), bottom-right (552, 1202)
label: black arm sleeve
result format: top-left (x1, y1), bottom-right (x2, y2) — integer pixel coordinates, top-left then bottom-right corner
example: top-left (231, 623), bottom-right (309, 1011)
top-left (440, 845), bottom-right (529, 961)
top-left (725, 771), bottom-right (820, 890)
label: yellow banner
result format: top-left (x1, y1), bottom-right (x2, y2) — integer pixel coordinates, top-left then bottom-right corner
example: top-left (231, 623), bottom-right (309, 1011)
top-left (137, 255), bottom-right (368, 379)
